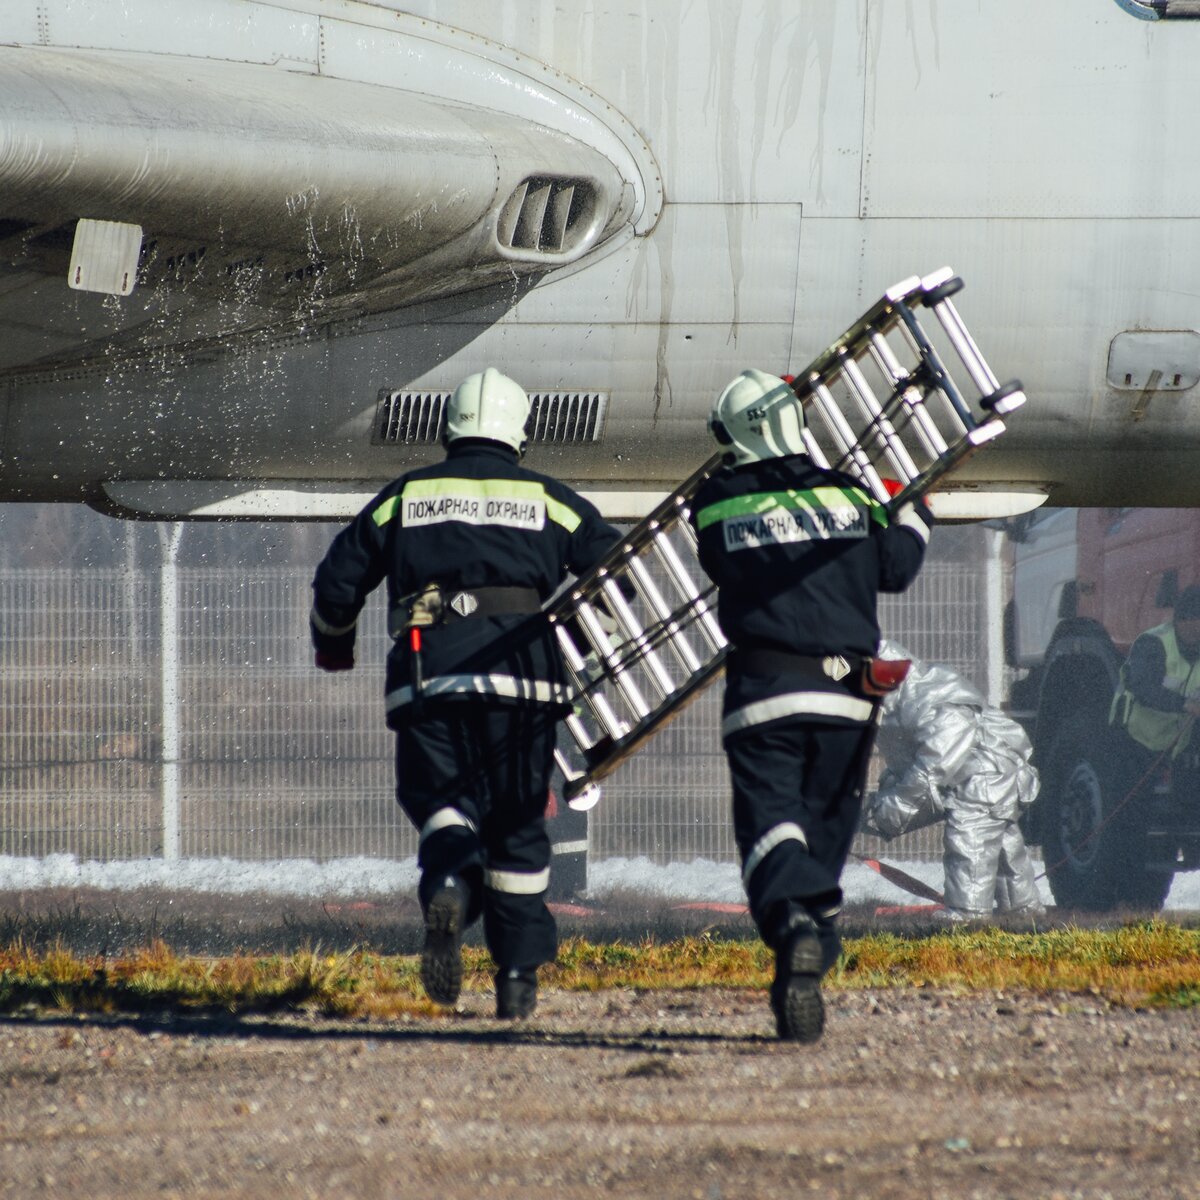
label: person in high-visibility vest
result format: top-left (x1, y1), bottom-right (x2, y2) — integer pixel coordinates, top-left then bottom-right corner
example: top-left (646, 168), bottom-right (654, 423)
top-left (310, 368), bottom-right (621, 1020)
top-left (1109, 583), bottom-right (1200, 818)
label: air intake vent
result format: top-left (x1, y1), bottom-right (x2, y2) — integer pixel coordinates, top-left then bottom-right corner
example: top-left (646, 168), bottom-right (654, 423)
top-left (497, 178), bottom-right (597, 256)
top-left (373, 390), bottom-right (608, 446)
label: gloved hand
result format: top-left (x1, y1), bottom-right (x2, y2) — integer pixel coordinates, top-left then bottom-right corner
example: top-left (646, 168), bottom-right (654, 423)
top-left (314, 650), bottom-right (354, 672)
top-left (858, 793), bottom-right (888, 838)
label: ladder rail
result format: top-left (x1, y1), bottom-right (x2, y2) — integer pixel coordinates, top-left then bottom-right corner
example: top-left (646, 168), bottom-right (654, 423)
top-left (865, 331), bottom-right (949, 460)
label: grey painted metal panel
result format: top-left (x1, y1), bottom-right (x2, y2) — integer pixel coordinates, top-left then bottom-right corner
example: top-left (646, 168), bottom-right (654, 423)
top-left (863, 1), bottom-right (1200, 218)
top-left (31, 0), bottom-right (319, 62)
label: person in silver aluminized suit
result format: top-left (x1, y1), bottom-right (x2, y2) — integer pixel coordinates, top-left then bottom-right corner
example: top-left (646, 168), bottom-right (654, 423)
top-left (862, 640), bottom-right (1045, 919)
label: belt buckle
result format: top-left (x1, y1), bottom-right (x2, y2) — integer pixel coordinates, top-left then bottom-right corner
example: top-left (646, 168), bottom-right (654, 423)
top-left (449, 591), bottom-right (478, 618)
top-left (822, 654), bottom-right (851, 682)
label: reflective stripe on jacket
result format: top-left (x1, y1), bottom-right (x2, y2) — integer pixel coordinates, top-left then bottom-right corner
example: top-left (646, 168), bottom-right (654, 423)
top-left (690, 453), bottom-right (931, 733)
top-left (311, 441), bottom-right (621, 718)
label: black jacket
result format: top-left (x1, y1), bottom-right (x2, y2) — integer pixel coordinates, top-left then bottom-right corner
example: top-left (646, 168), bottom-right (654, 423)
top-left (690, 453), bottom-right (931, 734)
top-left (311, 440), bottom-right (621, 724)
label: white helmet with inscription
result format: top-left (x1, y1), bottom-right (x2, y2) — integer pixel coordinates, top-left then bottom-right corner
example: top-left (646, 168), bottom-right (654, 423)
top-left (708, 369), bottom-right (806, 466)
top-left (445, 367), bottom-right (532, 456)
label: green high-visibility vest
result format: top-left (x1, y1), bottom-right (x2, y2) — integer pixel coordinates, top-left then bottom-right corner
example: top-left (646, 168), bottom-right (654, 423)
top-left (1109, 622), bottom-right (1200, 754)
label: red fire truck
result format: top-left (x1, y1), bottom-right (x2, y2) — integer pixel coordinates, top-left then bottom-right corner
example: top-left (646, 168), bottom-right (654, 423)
top-left (1006, 507), bottom-right (1200, 910)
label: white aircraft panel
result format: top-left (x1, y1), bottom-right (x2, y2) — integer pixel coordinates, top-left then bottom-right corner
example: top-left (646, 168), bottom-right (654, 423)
top-left (68, 219), bottom-right (143, 296)
top-left (28, 0), bottom-right (319, 67)
top-left (316, 9), bottom-right (661, 234)
top-left (864, 0), bottom-right (1200, 218)
top-left (508, 203), bottom-right (802, 328)
top-left (793, 214), bottom-right (1200, 452)
top-left (0, 8), bottom-right (40, 42)
top-left (393, 0), bottom-right (868, 212)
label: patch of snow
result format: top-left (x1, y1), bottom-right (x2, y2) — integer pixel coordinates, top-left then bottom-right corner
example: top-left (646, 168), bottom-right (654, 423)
top-left (0, 853), bottom-right (1195, 909)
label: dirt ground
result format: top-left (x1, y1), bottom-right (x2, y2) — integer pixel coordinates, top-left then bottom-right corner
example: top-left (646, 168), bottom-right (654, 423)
top-left (1, 890), bottom-right (1198, 1199)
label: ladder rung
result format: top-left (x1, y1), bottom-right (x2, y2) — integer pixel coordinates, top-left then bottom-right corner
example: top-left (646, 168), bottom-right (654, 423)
top-left (866, 333), bottom-right (946, 461)
top-left (893, 304), bottom-right (976, 430)
top-left (599, 576), bottom-right (678, 700)
top-left (648, 531), bottom-right (726, 653)
top-left (555, 623), bottom-right (627, 740)
top-left (930, 296), bottom-right (1000, 398)
top-left (575, 599), bottom-right (652, 719)
top-left (627, 555), bottom-right (703, 674)
top-left (801, 425), bottom-right (831, 468)
top-left (674, 511), bottom-right (699, 552)
top-left (807, 375), bottom-right (886, 498)
top-left (839, 350), bottom-right (919, 483)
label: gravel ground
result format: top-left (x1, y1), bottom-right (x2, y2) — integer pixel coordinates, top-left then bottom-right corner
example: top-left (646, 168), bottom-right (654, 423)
top-left (1, 987), bottom-right (1198, 1200)
top-left (1, 887), bottom-right (1198, 1199)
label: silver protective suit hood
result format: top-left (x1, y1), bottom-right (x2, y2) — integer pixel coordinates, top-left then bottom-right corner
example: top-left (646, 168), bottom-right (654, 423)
top-left (865, 641), bottom-right (1043, 916)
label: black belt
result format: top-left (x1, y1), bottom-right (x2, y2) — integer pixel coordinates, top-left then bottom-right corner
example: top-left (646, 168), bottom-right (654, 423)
top-left (437, 585), bottom-right (543, 621)
top-left (729, 647), bottom-right (909, 698)
top-left (391, 585), bottom-right (543, 640)
top-left (729, 647), bottom-right (865, 681)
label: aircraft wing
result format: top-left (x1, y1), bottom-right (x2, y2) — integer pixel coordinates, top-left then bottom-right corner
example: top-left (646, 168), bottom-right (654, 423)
top-left (2, 0), bottom-right (1200, 518)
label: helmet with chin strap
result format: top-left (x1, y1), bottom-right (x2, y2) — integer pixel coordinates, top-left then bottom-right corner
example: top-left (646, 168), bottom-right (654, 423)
top-left (444, 368), bottom-right (531, 456)
top-left (708, 369), bottom-right (806, 466)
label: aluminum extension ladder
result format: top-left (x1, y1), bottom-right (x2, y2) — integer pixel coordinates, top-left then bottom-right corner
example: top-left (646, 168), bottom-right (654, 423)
top-left (548, 267), bottom-right (1026, 808)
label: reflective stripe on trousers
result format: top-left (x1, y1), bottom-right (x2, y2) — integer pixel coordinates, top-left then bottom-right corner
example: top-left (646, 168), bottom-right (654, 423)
top-left (723, 691), bottom-right (874, 738)
top-left (742, 821), bottom-right (807, 887)
top-left (419, 807), bottom-right (478, 845)
top-left (484, 867), bottom-right (551, 895)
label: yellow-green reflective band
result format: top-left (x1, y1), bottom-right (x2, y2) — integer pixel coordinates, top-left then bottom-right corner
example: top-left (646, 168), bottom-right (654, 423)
top-left (543, 494), bottom-right (582, 532)
top-left (373, 495), bottom-right (402, 527)
top-left (695, 486), bottom-right (886, 530)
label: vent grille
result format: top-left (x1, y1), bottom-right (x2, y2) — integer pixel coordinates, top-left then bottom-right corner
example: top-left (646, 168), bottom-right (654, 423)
top-left (373, 390), bottom-right (608, 446)
top-left (497, 177), bottom-right (596, 255)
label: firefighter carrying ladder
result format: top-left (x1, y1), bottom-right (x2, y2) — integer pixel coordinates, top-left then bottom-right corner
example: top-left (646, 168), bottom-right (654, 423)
top-left (548, 267), bottom-right (1026, 808)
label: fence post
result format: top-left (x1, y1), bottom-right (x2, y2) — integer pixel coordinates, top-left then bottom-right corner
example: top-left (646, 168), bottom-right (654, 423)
top-left (984, 527), bottom-right (1006, 709)
top-left (158, 523), bottom-right (183, 861)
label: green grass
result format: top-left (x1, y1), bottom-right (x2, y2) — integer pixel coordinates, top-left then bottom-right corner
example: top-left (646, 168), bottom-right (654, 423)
top-left (1, 922), bottom-right (1197, 1019)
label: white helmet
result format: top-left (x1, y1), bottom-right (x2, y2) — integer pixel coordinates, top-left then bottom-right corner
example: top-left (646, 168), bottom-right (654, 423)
top-left (709, 369), bottom-right (806, 466)
top-left (444, 368), bottom-right (531, 455)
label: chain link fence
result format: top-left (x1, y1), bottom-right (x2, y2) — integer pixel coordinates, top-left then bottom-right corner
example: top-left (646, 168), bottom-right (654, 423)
top-left (0, 512), bottom-right (998, 870)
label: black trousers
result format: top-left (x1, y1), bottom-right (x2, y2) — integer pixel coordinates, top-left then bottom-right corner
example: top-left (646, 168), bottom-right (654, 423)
top-left (725, 718), bottom-right (877, 975)
top-left (394, 700), bottom-right (559, 971)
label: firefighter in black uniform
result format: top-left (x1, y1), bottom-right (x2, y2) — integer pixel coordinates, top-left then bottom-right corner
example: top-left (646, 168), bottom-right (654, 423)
top-left (310, 368), bottom-right (620, 1019)
top-left (691, 369), bottom-right (932, 1042)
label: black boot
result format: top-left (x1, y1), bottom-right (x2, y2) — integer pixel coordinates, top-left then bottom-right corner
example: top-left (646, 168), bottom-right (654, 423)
top-left (421, 876), bottom-right (467, 1007)
top-left (769, 909), bottom-right (824, 1044)
top-left (494, 967), bottom-right (537, 1019)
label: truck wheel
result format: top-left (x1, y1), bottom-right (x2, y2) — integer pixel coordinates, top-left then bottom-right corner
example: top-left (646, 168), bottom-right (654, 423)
top-left (1041, 718), bottom-right (1173, 912)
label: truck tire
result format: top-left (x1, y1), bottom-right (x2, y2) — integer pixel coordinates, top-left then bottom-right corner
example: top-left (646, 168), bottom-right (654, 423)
top-left (1041, 716), bottom-right (1173, 912)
